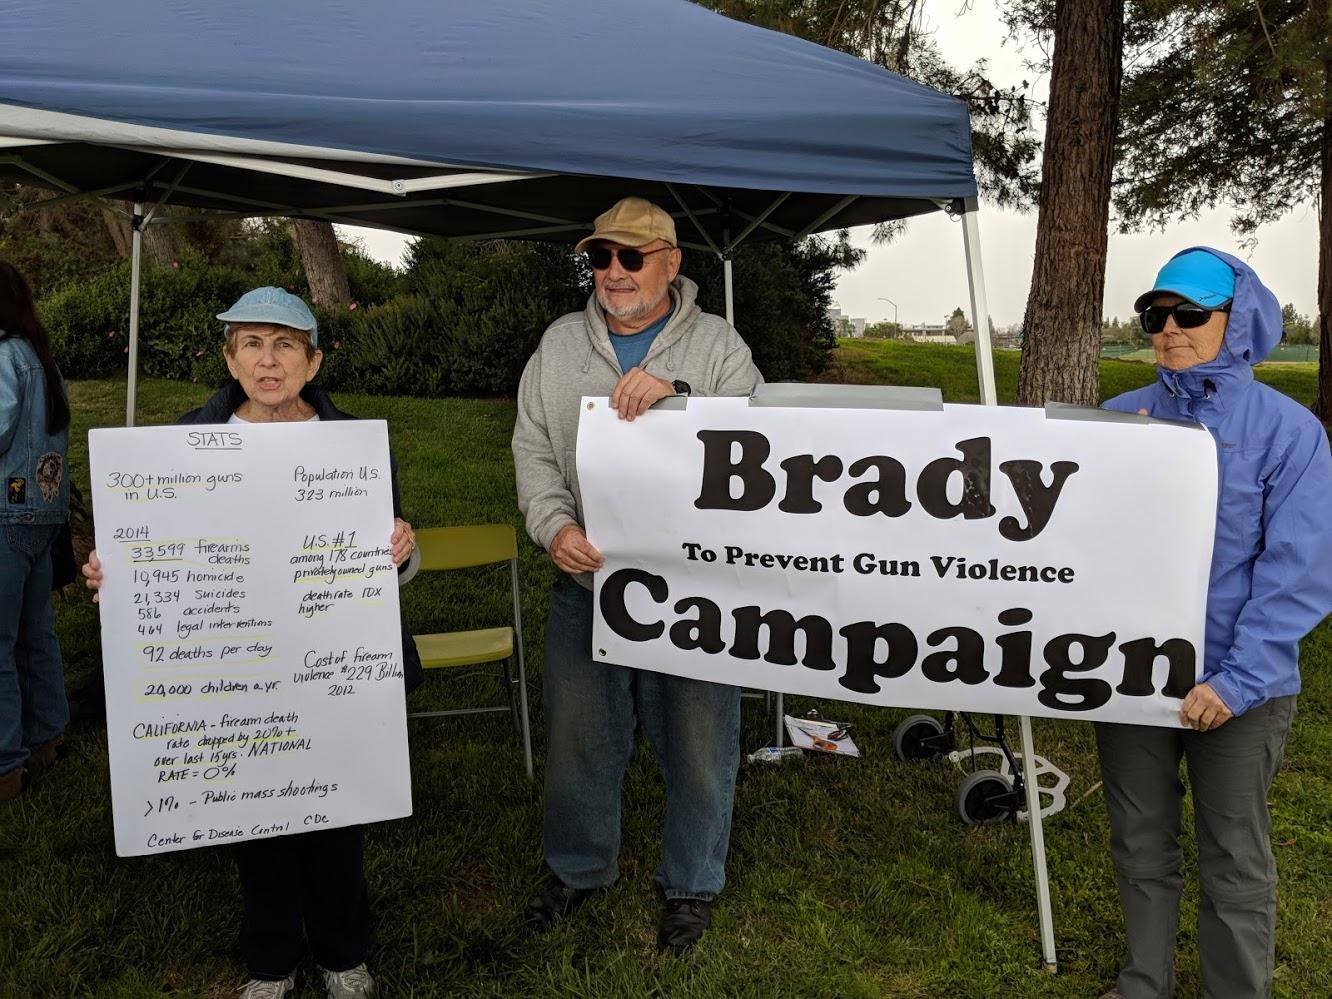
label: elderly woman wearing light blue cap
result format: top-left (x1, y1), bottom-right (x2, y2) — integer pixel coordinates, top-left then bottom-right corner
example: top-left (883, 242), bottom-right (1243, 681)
top-left (84, 287), bottom-right (420, 999)
top-left (1094, 249), bottom-right (1332, 999)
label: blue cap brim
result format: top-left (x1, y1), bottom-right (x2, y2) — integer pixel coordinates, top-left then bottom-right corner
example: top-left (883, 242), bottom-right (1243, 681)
top-left (1133, 286), bottom-right (1231, 315)
top-left (215, 308), bottom-right (316, 331)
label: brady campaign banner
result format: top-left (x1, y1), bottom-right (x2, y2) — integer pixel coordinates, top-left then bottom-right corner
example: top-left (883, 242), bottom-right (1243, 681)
top-left (578, 397), bottom-right (1216, 728)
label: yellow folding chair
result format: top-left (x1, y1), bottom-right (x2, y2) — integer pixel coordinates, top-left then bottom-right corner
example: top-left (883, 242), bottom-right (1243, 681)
top-left (405, 523), bottom-right (534, 779)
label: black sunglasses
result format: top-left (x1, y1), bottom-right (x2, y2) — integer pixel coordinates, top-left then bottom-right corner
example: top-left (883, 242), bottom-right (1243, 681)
top-left (1139, 302), bottom-right (1230, 334)
top-left (586, 244), bottom-right (672, 272)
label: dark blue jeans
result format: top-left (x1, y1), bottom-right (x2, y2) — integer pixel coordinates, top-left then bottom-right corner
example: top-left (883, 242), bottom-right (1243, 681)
top-left (542, 575), bottom-right (740, 900)
top-left (0, 523), bottom-right (68, 776)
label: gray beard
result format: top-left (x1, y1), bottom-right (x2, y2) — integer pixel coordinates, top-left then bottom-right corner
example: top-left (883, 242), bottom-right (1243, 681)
top-left (597, 288), bottom-right (667, 323)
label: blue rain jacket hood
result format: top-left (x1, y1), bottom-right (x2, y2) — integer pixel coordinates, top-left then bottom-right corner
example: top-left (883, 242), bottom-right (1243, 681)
top-left (1104, 247), bottom-right (1332, 715)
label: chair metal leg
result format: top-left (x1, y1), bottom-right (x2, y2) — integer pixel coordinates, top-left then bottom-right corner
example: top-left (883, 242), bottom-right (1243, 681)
top-left (511, 559), bottom-right (535, 781)
top-left (502, 656), bottom-right (520, 734)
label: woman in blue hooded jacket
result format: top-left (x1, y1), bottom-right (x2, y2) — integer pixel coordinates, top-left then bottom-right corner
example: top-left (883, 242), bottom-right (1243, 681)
top-left (1096, 248), bottom-right (1332, 999)
top-left (0, 261), bottom-right (71, 802)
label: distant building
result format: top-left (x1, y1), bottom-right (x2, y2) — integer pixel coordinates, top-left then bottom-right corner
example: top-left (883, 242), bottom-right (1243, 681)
top-left (902, 323), bottom-right (956, 345)
top-left (829, 305), bottom-right (867, 338)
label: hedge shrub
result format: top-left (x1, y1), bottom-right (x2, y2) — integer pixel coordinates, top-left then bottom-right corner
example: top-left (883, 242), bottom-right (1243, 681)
top-left (40, 233), bottom-right (849, 395)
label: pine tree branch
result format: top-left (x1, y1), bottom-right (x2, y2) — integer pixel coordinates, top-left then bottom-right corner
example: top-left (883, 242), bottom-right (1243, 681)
top-left (1253, 0), bottom-right (1278, 61)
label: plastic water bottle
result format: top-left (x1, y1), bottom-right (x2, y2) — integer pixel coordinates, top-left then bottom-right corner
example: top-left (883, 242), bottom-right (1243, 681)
top-left (746, 745), bottom-right (804, 764)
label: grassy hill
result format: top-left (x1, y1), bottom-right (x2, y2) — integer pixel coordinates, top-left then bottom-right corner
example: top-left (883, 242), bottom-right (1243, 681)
top-left (828, 338), bottom-right (1319, 407)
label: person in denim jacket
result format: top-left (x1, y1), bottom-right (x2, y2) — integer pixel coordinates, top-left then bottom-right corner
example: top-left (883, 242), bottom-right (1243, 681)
top-left (0, 261), bottom-right (71, 801)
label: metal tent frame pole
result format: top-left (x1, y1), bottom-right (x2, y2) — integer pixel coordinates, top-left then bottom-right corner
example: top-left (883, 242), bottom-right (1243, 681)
top-left (960, 197), bottom-right (1057, 972)
top-left (723, 255), bottom-right (735, 326)
top-left (126, 201), bottom-right (144, 427)
top-left (719, 240), bottom-right (787, 748)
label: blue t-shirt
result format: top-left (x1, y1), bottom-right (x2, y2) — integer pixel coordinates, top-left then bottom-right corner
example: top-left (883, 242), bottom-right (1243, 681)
top-left (609, 308), bottom-right (672, 372)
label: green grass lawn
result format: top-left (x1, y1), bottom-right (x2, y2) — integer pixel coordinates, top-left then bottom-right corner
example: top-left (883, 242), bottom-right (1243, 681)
top-left (4, 350), bottom-right (1330, 998)
top-left (830, 338), bottom-right (1320, 407)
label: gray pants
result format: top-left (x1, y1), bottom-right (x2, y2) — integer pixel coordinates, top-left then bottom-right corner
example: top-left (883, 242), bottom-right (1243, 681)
top-left (1094, 696), bottom-right (1296, 999)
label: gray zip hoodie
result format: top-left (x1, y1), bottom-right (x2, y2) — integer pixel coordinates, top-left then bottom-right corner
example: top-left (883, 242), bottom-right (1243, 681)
top-left (512, 274), bottom-right (762, 588)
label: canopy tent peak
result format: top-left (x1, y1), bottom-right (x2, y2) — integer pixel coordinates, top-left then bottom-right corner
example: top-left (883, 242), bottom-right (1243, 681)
top-left (139, 161), bottom-right (193, 228)
top-left (665, 184), bottom-right (722, 258)
top-left (725, 191), bottom-right (793, 255)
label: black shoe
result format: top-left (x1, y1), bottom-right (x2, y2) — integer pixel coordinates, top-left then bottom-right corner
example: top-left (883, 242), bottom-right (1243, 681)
top-left (657, 898), bottom-right (712, 955)
top-left (525, 879), bottom-right (596, 930)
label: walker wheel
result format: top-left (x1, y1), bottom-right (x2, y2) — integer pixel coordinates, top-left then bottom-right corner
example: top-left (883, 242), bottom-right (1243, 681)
top-left (955, 769), bottom-right (1015, 826)
top-left (893, 714), bottom-right (947, 762)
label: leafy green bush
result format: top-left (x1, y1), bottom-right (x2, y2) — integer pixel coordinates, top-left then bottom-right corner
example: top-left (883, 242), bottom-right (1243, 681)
top-left (38, 229), bottom-right (856, 396)
top-left (137, 258), bottom-right (253, 379)
top-left (39, 265), bottom-right (131, 378)
top-left (344, 248), bottom-right (406, 306)
top-left (42, 256), bottom-right (257, 382)
top-left (337, 295), bottom-right (445, 395)
top-left (370, 238), bottom-right (587, 396)
top-left (686, 234), bottom-right (863, 382)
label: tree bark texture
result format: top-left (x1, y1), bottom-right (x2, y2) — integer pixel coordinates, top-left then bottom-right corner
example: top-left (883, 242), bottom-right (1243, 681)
top-left (101, 207), bottom-right (131, 259)
top-left (1314, 40), bottom-right (1332, 423)
top-left (293, 220), bottom-right (351, 308)
top-left (101, 208), bottom-right (185, 265)
top-left (1016, 0), bottom-right (1124, 407)
top-left (144, 225), bottom-right (184, 266)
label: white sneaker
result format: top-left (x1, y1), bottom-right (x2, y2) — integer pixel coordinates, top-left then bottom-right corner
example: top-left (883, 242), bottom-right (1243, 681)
top-left (239, 976), bottom-right (295, 999)
top-left (321, 963), bottom-right (375, 998)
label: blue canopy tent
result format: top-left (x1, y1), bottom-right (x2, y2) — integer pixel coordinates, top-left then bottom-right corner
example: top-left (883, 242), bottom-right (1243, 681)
top-left (0, 0), bottom-right (1048, 967)
top-left (0, 0), bottom-right (996, 412)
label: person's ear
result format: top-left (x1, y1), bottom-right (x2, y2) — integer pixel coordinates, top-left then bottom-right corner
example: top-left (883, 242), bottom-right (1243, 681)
top-left (666, 247), bottom-right (682, 281)
top-left (306, 348), bottom-right (324, 382)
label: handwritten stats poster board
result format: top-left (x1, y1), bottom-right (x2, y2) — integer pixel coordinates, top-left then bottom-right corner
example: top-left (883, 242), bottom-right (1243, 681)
top-left (89, 421), bottom-right (411, 857)
top-left (580, 398), bottom-right (1217, 728)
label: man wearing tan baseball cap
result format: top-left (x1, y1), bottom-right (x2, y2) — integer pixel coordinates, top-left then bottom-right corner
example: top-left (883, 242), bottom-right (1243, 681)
top-left (573, 196), bottom-right (678, 255)
top-left (513, 196), bottom-right (763, 954)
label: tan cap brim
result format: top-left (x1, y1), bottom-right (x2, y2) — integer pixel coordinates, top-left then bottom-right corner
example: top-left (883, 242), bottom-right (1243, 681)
top-left (574, 229), bottom-right (674, 254)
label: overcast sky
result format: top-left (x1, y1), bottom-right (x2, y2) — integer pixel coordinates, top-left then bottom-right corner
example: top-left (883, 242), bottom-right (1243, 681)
top-left (340, 0), bottom-right (1321, 328)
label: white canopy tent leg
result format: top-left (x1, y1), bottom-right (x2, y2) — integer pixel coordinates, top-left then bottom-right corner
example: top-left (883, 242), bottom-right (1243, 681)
top-left (719, 246), bottom-right (785, 747)
top-left (720, 248), bottom-right (787, 748)
top-left (126, 201), bottom-right (144, 428)
top-left (960, 198), bottom-right (1057, 972)
top-left (723, 255), bottom-right (735, 326)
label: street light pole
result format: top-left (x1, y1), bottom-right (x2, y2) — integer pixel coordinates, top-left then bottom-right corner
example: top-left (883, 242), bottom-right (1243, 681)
top-left (877, 296), bottom-right (898, 324)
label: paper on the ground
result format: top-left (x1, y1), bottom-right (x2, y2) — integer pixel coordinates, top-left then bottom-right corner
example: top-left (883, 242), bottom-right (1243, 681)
top-left (784, 716), bottom-right (861, 757)
top-left (89, 421), bottom-right (411, 856)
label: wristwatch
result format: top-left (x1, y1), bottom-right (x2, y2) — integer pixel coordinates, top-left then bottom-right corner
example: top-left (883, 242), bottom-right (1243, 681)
top-left (671, 379), bottom-right (692, 396)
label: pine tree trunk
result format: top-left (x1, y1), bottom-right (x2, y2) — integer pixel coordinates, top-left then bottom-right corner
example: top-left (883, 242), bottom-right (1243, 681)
top-left (102, 207), bottom-right (131, 259)
top-left (1016, 0), bottom-right (1124, 407)
top-left (1313, 51), bottom-right (1332, 423)
top-left (99, 208), bottom-right (181, 264)
top-left (293, 220), bottom-right (351, 308)
top-left (142, 223), bottom-right (183, 266)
